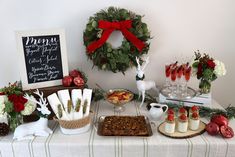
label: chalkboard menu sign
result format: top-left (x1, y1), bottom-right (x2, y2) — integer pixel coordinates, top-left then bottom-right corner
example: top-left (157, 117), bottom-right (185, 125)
top-left (16, 29), bottom-right (68, 90)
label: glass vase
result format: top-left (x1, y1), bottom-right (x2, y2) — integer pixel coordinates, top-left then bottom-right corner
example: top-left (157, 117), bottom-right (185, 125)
top-left (199, 78), bottom-right (211, 94)
top-left (8, 113), bottom-right (23, 131)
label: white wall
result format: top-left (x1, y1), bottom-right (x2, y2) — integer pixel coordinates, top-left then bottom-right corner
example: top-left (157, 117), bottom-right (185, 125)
top-left (0, 0), bottom-right (235, 107)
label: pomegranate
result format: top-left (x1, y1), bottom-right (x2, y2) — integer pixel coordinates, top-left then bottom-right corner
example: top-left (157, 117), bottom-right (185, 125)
top-left (220, 125), bottom-right (234, 138)
top-left (206, 122), bottom-right (219, 136)
top-left (69, 70), bottom-right (82, 78)
top-left (62, 76), bottom-right (73, 87)
top-left (211, 115), bottom-right (228, 127)
top-left (73, 76), bottom-right (85, 87)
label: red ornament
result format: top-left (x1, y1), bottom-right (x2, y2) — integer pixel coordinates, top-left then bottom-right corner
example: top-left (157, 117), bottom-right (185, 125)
top-left (220, 125), bottom-right (234, 138)
top-left (211, 115), bottom-right (228, 127)
top-left (206, 122), bottom-right (219, 136)
top-left (62, 76), bottom-right (73, 87)
top-left (73, 77), bottom-right (85, 87)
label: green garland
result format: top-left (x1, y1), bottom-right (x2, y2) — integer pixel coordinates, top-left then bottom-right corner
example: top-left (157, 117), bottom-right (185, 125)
top-left (92, 88), bottom-right (235, 119)
top-left (83, 7), bottom-right (151, 73)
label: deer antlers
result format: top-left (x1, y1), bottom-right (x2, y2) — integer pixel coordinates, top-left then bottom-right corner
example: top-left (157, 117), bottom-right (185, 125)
top-left (135, 56), bottom-right (150, 71)
top-left (24, 89), bottom-right (48, 107)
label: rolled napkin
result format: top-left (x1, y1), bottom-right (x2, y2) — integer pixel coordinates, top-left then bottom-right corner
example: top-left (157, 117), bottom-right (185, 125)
top-left (71, 89), bottom-right (83, 119)
top-left (82, 88), bottom-right (93, 117)
top-left (47, 93), bottom-right (69, 120)
top-left (57, 90), bottom-right (71, 113)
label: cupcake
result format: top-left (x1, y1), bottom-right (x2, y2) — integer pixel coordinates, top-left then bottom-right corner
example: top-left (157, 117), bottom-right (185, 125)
top-left (189, 112), bottom-right (200, 131)
top-left (165, 114), bottom-right (175, 134)
top-left (178, 114), bottom-right (188, 133)
top-left (178, 107), bottom-right (187, 117)
top-left (189, 105), bottom-right (199, 116)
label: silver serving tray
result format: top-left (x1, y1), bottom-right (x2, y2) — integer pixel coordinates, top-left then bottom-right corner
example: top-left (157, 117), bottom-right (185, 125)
top-left (96, 115), bottom-right (153, 137)
top-left (160, 86), bottom-right (197, 100)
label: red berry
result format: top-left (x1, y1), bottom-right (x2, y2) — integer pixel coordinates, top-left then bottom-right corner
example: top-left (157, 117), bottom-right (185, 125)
top-left (211, 115), bottom-right (228, 127)
top-left (62, 76), bottom-right (73, 87)
top-left (73, 76), bottom-right (85, 87)
top-left (167, 109), bottom-right (174, 115)
top-left (69, 70), bottom-right (82, 78)
top-left (220, 125), bottom-right (234, 138)
top-left (179, 107), bottom-right (186, 113)
top-left (192, 112), bottom-right (199, 119)
top-left (191, 105), bottom-right (198, 112)
top-left (167, 114), bottom-right (174, 121)
top-left (179, 114), bottom-right (187, 121)
top-left (206, 122), bottom-right (219, 136)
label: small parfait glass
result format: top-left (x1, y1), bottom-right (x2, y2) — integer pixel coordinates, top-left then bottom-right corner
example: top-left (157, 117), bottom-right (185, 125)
top-left (182, 66), bottom-right (192, 98)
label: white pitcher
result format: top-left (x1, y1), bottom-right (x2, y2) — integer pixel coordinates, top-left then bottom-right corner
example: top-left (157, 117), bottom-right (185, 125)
top-left (149, 103), bottom-right (168, 119)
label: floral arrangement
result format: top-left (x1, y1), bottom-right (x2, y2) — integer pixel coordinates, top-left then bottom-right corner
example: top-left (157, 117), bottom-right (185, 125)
top-left (0, 82), bottom-right (36, 130)
top-left (192, 51), bottom-right (226, 93)
top-left (83, 7), bottom-right (151, 73)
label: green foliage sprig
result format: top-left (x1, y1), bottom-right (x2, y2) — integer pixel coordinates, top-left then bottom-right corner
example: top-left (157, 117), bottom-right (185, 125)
top-left (92, 88), bottom-right (235, 120)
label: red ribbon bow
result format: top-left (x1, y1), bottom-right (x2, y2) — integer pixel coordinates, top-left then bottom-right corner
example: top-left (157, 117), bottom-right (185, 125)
top-left (87, 20), bottom-right (146, 53)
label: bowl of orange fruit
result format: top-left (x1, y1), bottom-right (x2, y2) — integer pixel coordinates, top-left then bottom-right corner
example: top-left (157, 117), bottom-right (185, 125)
top-left (105, 89), bottom-right (134, 112)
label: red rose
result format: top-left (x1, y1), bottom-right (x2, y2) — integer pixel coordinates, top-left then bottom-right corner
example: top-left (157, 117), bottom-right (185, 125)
top-left (8, 94), bottom-right (27, 112)
top-left (14, 102), bottom-right (25, 112)
top-left (0, 92), bottom-right (5, 95)
top-left (207, 59), bottom-right (216, 69)
top-left (197, 63), bottom-right (203, 78)
top-left (8, 94), bottom-right (18, 102)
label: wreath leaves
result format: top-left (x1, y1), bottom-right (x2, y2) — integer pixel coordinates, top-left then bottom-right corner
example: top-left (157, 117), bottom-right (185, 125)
top-left (83, 7), bottom-right (151, 73)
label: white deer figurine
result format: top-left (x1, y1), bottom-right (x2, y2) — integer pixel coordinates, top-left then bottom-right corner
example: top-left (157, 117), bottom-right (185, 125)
top-left (136, 57), bottom-right (156, 108)
top-left (13, 89), bottom-right (53, 141)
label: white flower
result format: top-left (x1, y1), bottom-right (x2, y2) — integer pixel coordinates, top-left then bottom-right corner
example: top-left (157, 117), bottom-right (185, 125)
top-left (214, 60), bottom-right (226, 77)
top-left (0, 103), bottom-right (5, 115)
top-left (21, 96), bottom-right (37, 116)
top-left (0, 95), bottom-right (7, 104)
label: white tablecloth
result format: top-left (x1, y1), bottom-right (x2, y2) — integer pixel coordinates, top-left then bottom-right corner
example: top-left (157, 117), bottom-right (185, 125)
top-left (0, 100), bottom-right (234, 157)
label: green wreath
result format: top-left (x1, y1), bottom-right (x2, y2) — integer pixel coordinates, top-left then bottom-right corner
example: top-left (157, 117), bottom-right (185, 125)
top-left (83, 7), bottom-right (151, 73)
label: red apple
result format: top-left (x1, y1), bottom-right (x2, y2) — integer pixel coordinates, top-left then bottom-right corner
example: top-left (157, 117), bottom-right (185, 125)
top-left (220, 125), bottom-right (234, 138)
top-left (206, 122), bottom-right (219, 136)
top-left (211, 115), bottom-right (228, 127)
top-left (69, 70), bottom-right (82, 78)
top-left (62, 76), bottom-right (73, 87)
top-left (73, 76), bottom-right (85, 87)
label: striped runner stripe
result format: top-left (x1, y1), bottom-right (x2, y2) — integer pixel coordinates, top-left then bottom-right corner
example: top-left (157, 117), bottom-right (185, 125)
top-left (200, 134), bottom-right (210, 157)
top-left (0, 136), bottom-right (4, 157)
top-left (223, 138), bottom-right (229, 157)
top-left (11, 139), bottom-right (15, 157)
top-left (135, 101), bottom-right (148, 157)
top-left (89, 102), bottom-right (99, 157)
top-left (88, 102), bottom-right (97, 157)
top-left (29, 137), bottom-right (36, 157)
top-left (45, 122), bottom-right (59, 157)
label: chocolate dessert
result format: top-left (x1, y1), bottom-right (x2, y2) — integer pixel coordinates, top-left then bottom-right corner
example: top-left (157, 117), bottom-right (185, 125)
top-left (100, 116), bottom-right (149, 136)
